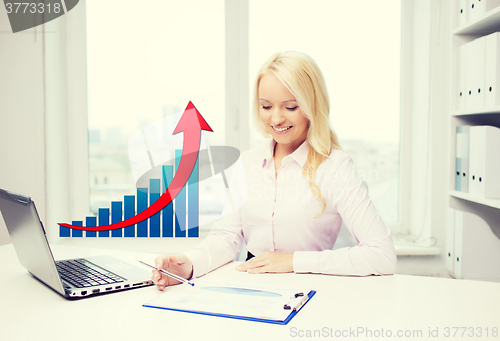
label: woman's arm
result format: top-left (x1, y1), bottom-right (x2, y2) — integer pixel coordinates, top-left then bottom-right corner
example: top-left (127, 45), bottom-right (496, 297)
top-left (184, 208), bottom-right (244, 277)
top-left (182, 156), bottom-right (247, 278)
top-left (293, 154), bottom-right (397, 276)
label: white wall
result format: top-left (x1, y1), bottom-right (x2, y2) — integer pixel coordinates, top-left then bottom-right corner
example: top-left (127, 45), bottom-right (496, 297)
top-left (0, 9), bottom-right (46, 246)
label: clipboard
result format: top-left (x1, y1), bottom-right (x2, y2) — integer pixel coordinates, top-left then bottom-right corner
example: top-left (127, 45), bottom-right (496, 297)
top-left (143, 281), bottom-right (316, 325)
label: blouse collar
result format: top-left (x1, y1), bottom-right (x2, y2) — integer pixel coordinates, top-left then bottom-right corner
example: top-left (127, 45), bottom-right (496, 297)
top-left (261, 139), bottom-right (310, 169)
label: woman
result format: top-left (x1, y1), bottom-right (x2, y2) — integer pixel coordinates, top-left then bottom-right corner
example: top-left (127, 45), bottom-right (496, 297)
top-left (152, 51), bottom-right (397, 289)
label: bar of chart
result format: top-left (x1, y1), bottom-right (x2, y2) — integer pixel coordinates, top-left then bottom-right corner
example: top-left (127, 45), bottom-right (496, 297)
top-left (60, 149), bottom-right (199, 238)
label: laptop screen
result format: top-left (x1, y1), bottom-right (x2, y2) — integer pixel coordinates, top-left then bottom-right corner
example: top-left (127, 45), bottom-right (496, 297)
top-left (0, 189), bottom-right (65, 295)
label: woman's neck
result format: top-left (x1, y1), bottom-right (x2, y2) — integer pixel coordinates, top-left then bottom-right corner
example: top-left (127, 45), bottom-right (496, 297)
top-left (274, 138), bottom-right (305, 159)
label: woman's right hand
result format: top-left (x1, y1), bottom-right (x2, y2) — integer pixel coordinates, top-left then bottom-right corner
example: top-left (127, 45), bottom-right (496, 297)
top-left (152, 254), bottom-right (193, 291)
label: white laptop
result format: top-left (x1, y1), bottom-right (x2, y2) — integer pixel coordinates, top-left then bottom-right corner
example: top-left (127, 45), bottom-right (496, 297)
top-left (0, 188), bottom-right (154, 299)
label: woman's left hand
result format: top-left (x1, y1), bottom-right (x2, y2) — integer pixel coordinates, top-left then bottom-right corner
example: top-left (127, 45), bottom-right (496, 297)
top-left (236, 252), bottom-right (293, 274)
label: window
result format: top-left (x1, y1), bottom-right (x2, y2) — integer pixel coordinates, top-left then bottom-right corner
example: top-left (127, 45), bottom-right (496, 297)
top-left (84, 0), bottom-right (401, 231)
top-left (86, 0), bottom-right (225, 223)
top-left (248, 0), bottom-right (401, 225)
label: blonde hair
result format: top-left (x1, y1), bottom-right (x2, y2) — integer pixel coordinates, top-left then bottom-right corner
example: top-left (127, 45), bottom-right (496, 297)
top-left (253, 51), bottom-right (341, 217)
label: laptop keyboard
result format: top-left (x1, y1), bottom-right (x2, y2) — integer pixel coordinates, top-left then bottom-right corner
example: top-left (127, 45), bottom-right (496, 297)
top-left (56, 259), bottom-right (125, 288)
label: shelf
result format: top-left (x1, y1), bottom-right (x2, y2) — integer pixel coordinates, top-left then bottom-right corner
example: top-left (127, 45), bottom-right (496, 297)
top-left (453, 6), bottom-right (500, 35)
top-left (452, 106), bottom-right (500, 117)
top-left (449, 190), bottom-right (500, 209)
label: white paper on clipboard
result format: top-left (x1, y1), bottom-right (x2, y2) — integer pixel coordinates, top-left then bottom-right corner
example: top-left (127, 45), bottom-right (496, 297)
top-left (143, 279), bottom-right (314, 323)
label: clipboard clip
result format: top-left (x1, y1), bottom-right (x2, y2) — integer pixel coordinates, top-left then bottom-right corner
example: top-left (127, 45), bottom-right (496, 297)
top-left (283, 292), bottom-right (307, 311)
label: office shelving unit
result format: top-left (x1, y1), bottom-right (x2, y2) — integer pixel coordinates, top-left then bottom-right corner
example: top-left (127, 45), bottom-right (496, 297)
top-left (447, 1), bottom-right (500, 281)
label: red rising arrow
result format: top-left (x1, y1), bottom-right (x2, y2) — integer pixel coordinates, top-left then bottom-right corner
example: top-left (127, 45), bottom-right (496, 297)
top-left (58, 101), bottom-right (212, 231)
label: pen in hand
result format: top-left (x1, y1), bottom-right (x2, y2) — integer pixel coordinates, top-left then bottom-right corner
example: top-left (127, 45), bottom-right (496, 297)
top-left (138, 260), bottom-right (195, 287)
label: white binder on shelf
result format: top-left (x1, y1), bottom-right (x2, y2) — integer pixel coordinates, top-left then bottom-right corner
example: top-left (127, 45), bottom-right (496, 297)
top-left (485, 32), bottom-right (500, 108)
top-left (465, 40), bottom-right (477, 110)
top-left (469, 0), bottom-right (480, 21)
top-left (451, 209), bottom-right (500, 280)
top-left (455, 128), bottom-right (462, 191)
top-left (469, 125), bottom-right (500, 198)
top-left (475, 36), bottom-right (487, 109)
top-left (445, 208), bottom-right (455, 273)
top-left (458, 0), bottom-right (468, 27)
top-left (452, 209), bottom-right (464, 278)
top-left (458, 44), bottom-right (467, 111)
top-left (455, 125), bottom-right (470, 192)
top-left (474, 0), bottom-right (500, 19)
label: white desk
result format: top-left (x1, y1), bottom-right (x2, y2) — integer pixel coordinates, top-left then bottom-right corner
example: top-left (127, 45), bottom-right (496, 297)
top-left (1, 243), bottom-right (499, 341)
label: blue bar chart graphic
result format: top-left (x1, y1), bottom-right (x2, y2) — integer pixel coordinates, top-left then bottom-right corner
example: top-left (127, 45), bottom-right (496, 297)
top-left (60, 150), bottom-right (199, 238)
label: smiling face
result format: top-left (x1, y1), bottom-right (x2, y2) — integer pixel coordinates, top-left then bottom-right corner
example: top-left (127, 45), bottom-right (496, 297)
top-left (258, 74), bottom-right (309, 154)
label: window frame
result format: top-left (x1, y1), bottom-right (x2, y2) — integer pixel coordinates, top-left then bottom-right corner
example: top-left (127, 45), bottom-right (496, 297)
top-left (60, 0), bottom-right (425, 243)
